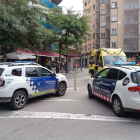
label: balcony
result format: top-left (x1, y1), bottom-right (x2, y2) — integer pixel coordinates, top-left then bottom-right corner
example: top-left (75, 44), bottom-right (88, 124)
top-left (124, 4), bottom-right (139, 10)
top-left (96, 18), bottom-right (100, 22)
top-left (96, 6), bottom-right (100, 11)
top-left (124, 18), bottom-right (138, 24)
top-left (96, 40), bottom-right (100, 44)
top-left (105, 0), bottom-right (110, 4)
top-left (37, 0), bottom-right (60, 8)
top-left (124, 35), bottom-right (138, 39)
top-left (105, 37), bottom-right (110, 42)
top-left (105, 24), bottom-right (110, 29)
top-left (96, 29), bottom-right (100, 33)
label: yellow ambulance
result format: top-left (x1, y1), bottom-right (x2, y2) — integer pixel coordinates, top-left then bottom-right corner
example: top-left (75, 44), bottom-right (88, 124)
top-left (89, 48), bottom-right (127, 75)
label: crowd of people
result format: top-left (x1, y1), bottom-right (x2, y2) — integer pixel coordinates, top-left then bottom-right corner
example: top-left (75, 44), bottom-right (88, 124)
top-left (46, 58), bottom-right (66, 73)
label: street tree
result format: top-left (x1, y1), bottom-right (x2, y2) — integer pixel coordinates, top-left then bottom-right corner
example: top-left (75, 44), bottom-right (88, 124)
top-left (0, 0), bottom-right (53, 61)
top-left (45, 7), bottom-right (90, 72)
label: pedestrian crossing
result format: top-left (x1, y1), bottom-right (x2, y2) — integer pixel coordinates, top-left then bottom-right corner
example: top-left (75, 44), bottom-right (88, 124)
top-left (0, 111), bottom-right (139, 123)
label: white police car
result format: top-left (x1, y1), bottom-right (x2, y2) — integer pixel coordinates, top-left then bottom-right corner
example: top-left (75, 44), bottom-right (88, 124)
top-left (87, 62), bottom-right (140, 117)
top-left (0, 61), bottom-right (67, 110)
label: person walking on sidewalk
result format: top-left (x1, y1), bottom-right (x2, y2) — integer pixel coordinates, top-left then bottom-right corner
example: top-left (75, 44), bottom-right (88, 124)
top-left (56, 58), bottom-right (59, 73)
top-left (46, 60), bottom-right (51, 70)
top-left (89, 61), bottom-right (97, 77)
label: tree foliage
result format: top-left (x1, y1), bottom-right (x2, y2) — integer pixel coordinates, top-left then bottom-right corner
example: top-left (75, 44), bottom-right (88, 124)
top-left (0, 0), bottom-right (53, 61)
top-left (45, 8), bottom-right (90, 71)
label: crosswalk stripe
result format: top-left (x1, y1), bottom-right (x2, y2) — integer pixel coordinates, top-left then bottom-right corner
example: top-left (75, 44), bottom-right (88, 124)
top-left (0, 111), bottom-right (139, 123)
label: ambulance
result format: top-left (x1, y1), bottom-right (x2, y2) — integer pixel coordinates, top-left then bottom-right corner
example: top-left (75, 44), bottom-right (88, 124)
top-left (89, 48), bottom-right (127, 75)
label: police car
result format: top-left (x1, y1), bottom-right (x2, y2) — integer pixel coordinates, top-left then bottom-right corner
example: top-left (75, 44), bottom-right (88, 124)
top-left (0, 61), bottom-right (67, 110)
top-left (87, 62), bottom-right (140, 117)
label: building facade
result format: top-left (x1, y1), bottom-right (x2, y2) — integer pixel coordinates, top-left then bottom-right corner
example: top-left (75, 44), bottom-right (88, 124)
top-left (82, 0), bottom-right (140, 65)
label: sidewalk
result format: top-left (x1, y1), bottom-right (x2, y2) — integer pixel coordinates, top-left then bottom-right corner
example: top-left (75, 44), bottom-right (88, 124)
top-left (52, 68), bottom-right (88, 75)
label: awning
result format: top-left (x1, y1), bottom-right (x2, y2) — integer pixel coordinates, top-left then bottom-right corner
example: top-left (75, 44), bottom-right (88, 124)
top-left (17, 48), bottom-right (65, 58)
top-left (37, 50), bottom-right (65, 58)
top-left (0, 52), bottom-right (36, 60)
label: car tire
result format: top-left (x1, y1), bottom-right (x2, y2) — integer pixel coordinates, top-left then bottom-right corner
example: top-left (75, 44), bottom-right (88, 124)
top-left (112, 96), bottom-right (126, 117)
top-left (56, 82), bottom-right (66, 96)
top-left (10, 91), bottom-right (27, 110)
top-left (88, 85), bottom-right (95, 99)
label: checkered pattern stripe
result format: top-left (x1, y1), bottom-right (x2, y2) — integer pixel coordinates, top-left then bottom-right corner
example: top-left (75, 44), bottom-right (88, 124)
top-left (93, 92), bottom-right (111, 103)
top-left (26, 78), bottom-right (39, 94)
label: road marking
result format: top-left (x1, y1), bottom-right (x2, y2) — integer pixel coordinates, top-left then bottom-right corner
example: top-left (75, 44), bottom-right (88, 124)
top-left (0, 111), bottom-right (140, 123)
top-left (36, 99), bottom-right (79, 102)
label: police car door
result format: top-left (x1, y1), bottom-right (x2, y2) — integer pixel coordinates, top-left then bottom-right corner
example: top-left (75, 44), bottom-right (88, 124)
top-left (93, 68), bottom-right (110, 96)
top-left (37, 67), bottom-right (57, 94)
top-left (100, 68), bottom-right (119, 100)
top-left (25, 67), bottom-right (43, 96)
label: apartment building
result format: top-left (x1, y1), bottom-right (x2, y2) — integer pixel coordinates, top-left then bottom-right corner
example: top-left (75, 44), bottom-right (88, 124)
top-left (82, 0), bottom-right (140, 65)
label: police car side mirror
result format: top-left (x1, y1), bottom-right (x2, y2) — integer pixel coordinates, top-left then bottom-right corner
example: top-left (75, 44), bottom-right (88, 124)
top-left (52, 73), bottom-right (56, 77)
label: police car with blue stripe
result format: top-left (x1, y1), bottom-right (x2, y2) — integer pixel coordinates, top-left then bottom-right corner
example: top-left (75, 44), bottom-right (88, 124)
top-left (88, 62), bottom-right (140, 117)
top-left (0, 61), bottom-right (67, 109)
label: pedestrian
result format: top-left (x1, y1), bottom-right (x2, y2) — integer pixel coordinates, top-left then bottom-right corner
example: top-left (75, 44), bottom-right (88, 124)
top-left (73, 62), bottom-right (76, 70)
top-left (137, 61), bottom-right (140, 66)
top-left (56, 58), bottom-right (59, 73)
top-left (46, 60), bottom-right (51, 70)
top-left (89, 61), bottom-right (97, 77)
top-left (60, 61), bottom-right (65, 73)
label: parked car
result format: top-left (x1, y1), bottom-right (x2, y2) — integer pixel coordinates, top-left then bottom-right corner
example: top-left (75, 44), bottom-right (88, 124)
top-left (87, 62), bottom-right (140, 117)
top-left (0, 61), bottom-right (67, 109)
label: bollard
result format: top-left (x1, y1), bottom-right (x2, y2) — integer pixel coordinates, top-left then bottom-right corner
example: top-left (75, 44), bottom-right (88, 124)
top-left (74, 67), bottom-right (77, 91)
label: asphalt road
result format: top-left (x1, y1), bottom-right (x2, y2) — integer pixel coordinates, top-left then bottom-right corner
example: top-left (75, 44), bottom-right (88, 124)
top-left (0, 68), bottom-right (140, 140)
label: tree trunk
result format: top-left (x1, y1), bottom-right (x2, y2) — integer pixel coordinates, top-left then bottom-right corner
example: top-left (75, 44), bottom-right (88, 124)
top-left (58, 44), bottom-right (62, 73)
top-left (2, 46), bottom-right (7, 62)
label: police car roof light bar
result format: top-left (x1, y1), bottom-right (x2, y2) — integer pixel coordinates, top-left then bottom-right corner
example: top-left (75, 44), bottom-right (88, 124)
top-left (114, 62), bottom-right (136, 66)
top-left (14, 61), bottom-right (35, 63)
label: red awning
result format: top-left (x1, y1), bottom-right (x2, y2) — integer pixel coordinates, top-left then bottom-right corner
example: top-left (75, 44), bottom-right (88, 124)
top-left (17, 48), bottom-right (34, 54)
top-left (37, 50), bottom-right (65, 58)
top-left (17, 48), bottom-right (65, 58)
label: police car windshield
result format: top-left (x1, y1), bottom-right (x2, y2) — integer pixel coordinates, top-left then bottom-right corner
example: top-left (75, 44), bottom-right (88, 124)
top-left (104, 56), bottom-right (127, 66)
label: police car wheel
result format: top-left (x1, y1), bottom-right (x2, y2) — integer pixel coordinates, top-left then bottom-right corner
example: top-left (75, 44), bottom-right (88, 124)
top-left (88, 85), bottom-right (95, 99)
top-left (112, 96), bottom-right (125, 117)
top-left (10, 91), bottom-right (27, 110)
top-left (56, 82), bottom-right (66, 96)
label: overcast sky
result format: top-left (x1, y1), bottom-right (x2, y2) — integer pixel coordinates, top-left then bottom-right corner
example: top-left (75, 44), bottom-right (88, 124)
top-left (59, 0), bottom-right (83, 14)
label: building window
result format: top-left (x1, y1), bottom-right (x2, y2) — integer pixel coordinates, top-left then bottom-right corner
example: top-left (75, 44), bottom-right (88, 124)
top-left (112, 29), bottom-right (117, 35)
top-left (101, 0), bottom-right (105, 3)
top-left (93, 24), bottom-right (95, 29)
top-left (88, 36), bottom-right (91, 40)
top-left (101, 45), bottom-right (105, 48)
top-left (101, 33), bottom-right (105, 38)
top-left (112, 16), bottom-right (117, 22)
top-left (88, 7), bottom-right (91, 13)
top-left (101, 21), bottom-right (106, 27)
top-left (88, 44), bottom-right (91, 49)
top-left (112, 2), bottom-right (117, 8)
top-left (93, 43), bottom-right (95, 48)
top-left (93, 4), bottom-right (95, 10)
top-left (112, 42), bottom-right (117, 48)
top-left (89, 25), bottom-right (92, 30)
top-left (93, 14), bottom-right (95, 19)
top-left (93, 33), bottom-right (95, 39)
top-left (85, 2), bottom-right (87, 6)
top-left (101, 10), bottom-right (106, 15)
top-left (88, 0), bottom-right (90, 3)
top-left (85, 45), bottom-right (87, 50)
